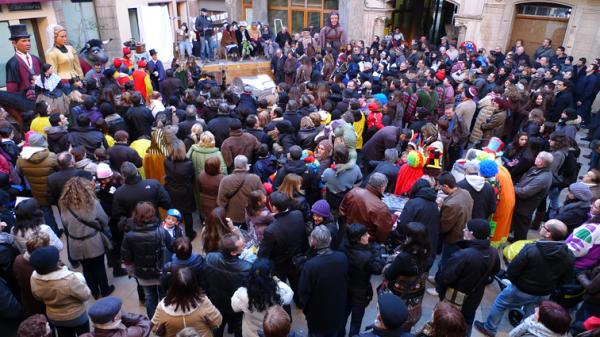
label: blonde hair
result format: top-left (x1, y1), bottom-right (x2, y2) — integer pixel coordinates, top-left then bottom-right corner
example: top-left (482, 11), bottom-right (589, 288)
top-left (300, 116), bottom-right (314, 129)
top-left (25, 231), bottom-right (50, 254)
top-left (258, 111), bottom-right (271, 128)
top-left (199, 131), bottom-right (216, 147)
top-left (190, 123), bottom-right (204, 144)
top-left (59, 177), bottom-right (96, 214)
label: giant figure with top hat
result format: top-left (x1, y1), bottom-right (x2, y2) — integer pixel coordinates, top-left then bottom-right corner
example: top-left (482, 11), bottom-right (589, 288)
top-left (5, 24), bottom-right (42, 96)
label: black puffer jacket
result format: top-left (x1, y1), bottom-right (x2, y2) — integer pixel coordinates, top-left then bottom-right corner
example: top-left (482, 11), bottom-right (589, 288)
top-left (343, 242), bottom-right (385, 306)
top-left (507, 240), bottom-right (575, 296)
top-left (121, 222), bottom-right (165, 280)
top-left (207, 115), bottom-right (236, 147)
top-left (296, 127), bottom-right (318, 150)
top-left (201, 252), bottom-right (251, 314)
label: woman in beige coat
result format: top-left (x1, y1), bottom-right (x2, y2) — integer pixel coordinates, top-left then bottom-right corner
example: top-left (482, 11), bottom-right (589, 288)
top-left (152, 267), bottom-right (222, 337)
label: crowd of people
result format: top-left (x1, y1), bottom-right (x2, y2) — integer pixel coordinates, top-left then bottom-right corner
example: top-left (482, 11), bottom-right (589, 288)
top-left (2, 8), bottom-right (600, 337)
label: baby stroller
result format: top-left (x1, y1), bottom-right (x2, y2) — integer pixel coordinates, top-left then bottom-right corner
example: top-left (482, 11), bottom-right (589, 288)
top-left (493, 239), bottom-right (585, 327)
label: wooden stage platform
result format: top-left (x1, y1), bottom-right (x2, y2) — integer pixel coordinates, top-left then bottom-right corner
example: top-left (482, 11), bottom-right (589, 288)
top-left (200, 60), bottom-right (272, 85)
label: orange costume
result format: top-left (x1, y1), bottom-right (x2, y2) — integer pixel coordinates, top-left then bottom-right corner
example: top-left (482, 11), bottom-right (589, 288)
top-left (491, 165), bottom-right (515, 246)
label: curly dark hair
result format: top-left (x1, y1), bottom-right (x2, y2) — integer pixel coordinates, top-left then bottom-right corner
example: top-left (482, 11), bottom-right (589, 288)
top-left (247, 258), bottom-right (282, 312)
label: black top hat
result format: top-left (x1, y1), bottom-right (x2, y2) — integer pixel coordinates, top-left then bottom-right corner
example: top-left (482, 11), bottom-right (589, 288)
top-left (8, 24), bottom-right (30, 41)
top-left (149, 49), bottom-right (157, 56)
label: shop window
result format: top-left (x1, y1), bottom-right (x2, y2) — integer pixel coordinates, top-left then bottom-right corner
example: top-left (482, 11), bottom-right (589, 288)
top-left (128, 8), bottom-right (141, 42)
top-left (516, 3), bottom-right (571, 18)
top-left (267, 0), bottom-right (338, 32)
top-left (61, 0), bottom-right (100, 50)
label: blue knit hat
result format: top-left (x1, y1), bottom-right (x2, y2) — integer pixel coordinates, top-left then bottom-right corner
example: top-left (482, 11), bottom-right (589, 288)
top-left (89, 297), bottom-right (122, 324)
top-left (30, 246), bottom-right (59, 275)
top-left (311, 200), bottom-right (331, 219)
top-left (374, 93), bottom-right (388, 106)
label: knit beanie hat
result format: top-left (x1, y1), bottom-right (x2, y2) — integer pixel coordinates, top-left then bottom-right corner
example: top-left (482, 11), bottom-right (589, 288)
top-left (311, 200), bottom-right (332, 219)
top-left (30, 246), bottom-right (59, 275)
top-left (96, 163), bottom-right (113, 179)
top-left (569, 182), bottom-right (593, 201)
top-left (466, 219), bottom-right (491, 240)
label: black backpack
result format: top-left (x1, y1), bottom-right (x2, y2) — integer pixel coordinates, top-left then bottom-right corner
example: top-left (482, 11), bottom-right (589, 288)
top-left (554, 144), bottom-right (581, 189)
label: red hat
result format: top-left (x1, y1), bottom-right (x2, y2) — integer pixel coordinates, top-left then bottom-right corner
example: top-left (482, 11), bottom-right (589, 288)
top-left (137, 60), bottom-right (147, 68)
top-left (435, 70), bottom-right (445, 81)
top-left (122, 47), bottom-right (131, 56)
top-left (113, 58), bottom-right (122, 69)
top-left (368, 101), bottom-right (381, 112)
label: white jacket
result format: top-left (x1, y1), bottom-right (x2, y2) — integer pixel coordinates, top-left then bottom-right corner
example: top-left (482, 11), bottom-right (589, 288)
top-left (231, 280), bottom-right (294, 337)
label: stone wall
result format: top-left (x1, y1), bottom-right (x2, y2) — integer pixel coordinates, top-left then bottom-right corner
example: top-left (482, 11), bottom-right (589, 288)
top-left (93, 0), bottom-right (122, 59)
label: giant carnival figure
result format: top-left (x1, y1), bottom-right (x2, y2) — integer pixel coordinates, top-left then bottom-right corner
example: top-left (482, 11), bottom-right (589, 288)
top-left (6, 24), bottom-right (42, 96)
top-left (78, 39), bottom-right (110, 74)
top-left (45, 24), bottom-right (84, 88)
top-left (319, 12), bottom-right (347, 56)
top-left (3, 25), bottom-right (39, 131)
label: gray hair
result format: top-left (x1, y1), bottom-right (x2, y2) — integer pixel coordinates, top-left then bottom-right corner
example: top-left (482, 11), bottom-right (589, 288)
top-left (384, 148), bottom-right (398, 163)
top-left (367, 172), bottom-right (388, 191)
top-left (234, 155), bottom-right (249, 170)
top-left (120, 161), bottom-right (139, 179)
top-left (537, 151), bottom-right (553, 167)
top-left (310, 225), bottom-right (331, 250)
top-left (185, 105), bottom-right (197, 118)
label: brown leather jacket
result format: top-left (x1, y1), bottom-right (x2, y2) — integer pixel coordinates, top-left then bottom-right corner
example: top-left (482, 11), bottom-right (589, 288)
top-left (339, 185), bottom-right (394, 243)
top-left (80, 313), bottom-right (151, 337)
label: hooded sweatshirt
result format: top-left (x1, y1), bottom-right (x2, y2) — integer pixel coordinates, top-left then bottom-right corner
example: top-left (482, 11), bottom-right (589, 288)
top-left (509, 315), bottom-right (568, 337)
top-left (458, 174), bottom-right (496, 219)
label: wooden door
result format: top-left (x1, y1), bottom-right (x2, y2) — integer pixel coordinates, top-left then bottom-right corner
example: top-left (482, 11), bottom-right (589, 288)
top-left (508, 14), bottom-right (568, 57)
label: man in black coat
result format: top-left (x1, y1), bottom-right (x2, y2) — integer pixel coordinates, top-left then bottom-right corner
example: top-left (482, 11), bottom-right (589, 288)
top-left (396, 179), bottom-right (440, 268)
top-left (112, 162), bottom-right (171, 221)
top-left (202, 232), bottom-right (251, 337)
top-left (362, 126), bottom-right (403, 162)
top-left (125, 92), bottom-right (154, 141)
top-left (159, 69), bottom-right (182, 101)
top-left (475, 219), bottom-right (574, 337)
top-left (46, 152), bottom-right (92, 207)
top-left (45, 113), bottom-right (70, 154)
top-left (271, 48), bottom-right (286, 85)
top-left (457, 161), bottom-right (497, 220)
top-left (436, 219), bottom-right (500, 335)
top-left (176, 105), bottom-right (206, 141)
top-left (548, 79), bottom-right (575, 122)
top-left (258, 192), bottom-right (308, 305)
top-left (207, 103), bottom-right (236, 147)
top-left (273, 146), bottom-right (320, 204)
top-left (107, 130), bottom-right (143, 172)
top-left (299, 225), bottom-right (349, 337)
top-left (67, 114), bottom-right (108, 158)
top-left (282, 100), bottom-right (302, 132)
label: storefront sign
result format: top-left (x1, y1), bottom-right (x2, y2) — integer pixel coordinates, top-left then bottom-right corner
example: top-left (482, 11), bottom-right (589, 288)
top-left (7, 2), bottom-right (42, 11)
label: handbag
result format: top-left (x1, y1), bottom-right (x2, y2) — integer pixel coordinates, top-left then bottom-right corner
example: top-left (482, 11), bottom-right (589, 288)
top-left (67, 206), bottom-right (113, 252)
